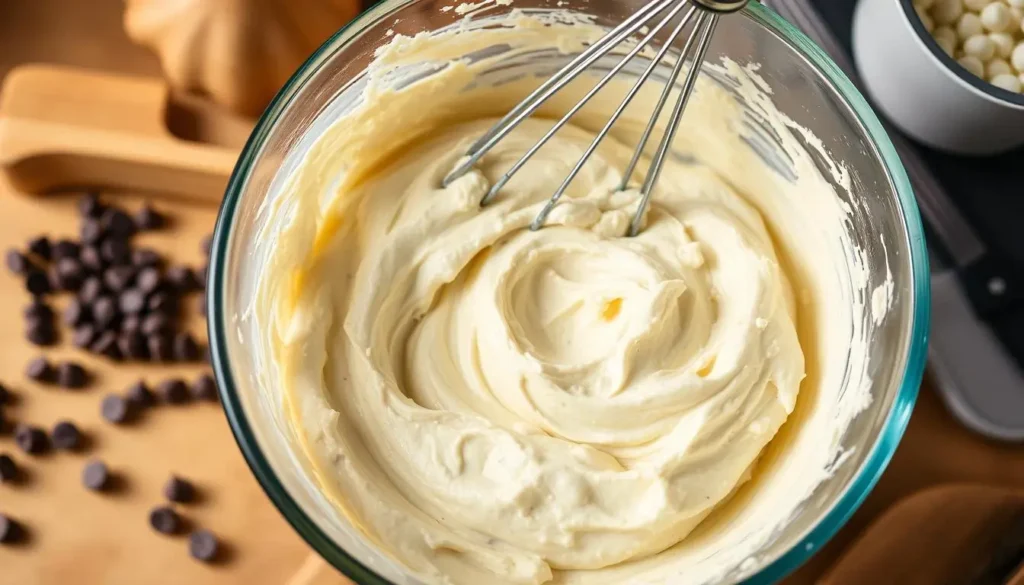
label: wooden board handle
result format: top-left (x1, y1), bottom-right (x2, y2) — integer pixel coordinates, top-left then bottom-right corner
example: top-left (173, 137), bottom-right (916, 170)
top-left (0, 64), bottom-right (239, 204)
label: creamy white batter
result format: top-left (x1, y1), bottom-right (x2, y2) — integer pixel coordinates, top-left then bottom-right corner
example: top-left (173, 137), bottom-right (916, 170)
top-left (253, 9), bottom-right (866, 585)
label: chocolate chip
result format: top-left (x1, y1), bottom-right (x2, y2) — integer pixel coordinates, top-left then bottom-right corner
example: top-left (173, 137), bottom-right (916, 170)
top-left (14, 424), bottom-right (48, 455)
top-left (53, 258), bottom-right (85, 291)
top-left (147, 335), bottom-right (172, 362)
top-left (80, 245), bottom-right (105, 272)
top-left (141, 313), bottom-right (169, 337)
top-left (82, 460), bottom-right (109, 491)
top-left (157, 379), bottom-right (188, 404)
top-left (72, 325), bottom-right (97, 349)
top-left (132, 248), bottom-right (161, 269)
top-left (63, 300), bottom-right (89, 327)
top-left (0, 385), bottom-right (10, 406)
top-left (100, 394), bottom-right (131, 424)
top-left (25, 270), bottom-right (51, 296)
top-left (56, 362), bottom-right (88, 389)
top-left (136, 267), bottom-right (162, 294)
top-left (149, 506), bottom-right (181, 535)
top-left (125, 381), bottom-right (155, 409)
top-left (188, 530), bottom-right (219, 562)
top-left (6, 250), bottom-right (30, 275)
top-left (118, 332), bottom-right (148, 360)
top-left (100, 238), bottom-right (131, 265)
top-left (92, 296), bottom-right (119, 329)
top-left (147, 292), bottom-right (176, 315)
top-left (135, 204), bottom-right (166, 230)
top-left (121, 315), bottom-right (140, 333)
top-left (0, 515), bottom-right (24, 544)
top-left (164, 475), bottom-right (195, 503)
top-left (24, 299), bottom-right (53, 321)
top-left (78, 192), bottom-right (104, 217)
top-left (173, 332), bottom-right (200, 362)
top-left (0, 454), bottom-right (18, 482)
top-left (26, 320), bottom-right (57, 346)
top-left (201, 234), bottom-right (213, 256)
top-left (103, 265), bottom-right (135, 292)
top-left (51, 421), bottom-right (82, 451)
top-left (53, 239), bottom-right (80, 261)
top-left (191, 374), bottom-right (218, 402)
top-left (119, 288), bottom-right (146, 314)
top-left (101, 209), bottom-right (135, 238)
top-left (197, 264), bottom-right (208, 289)
top-left (92, 332), bottom-right (122, 360)
top-left (78, 276), bottom-right (105, 304)
top-left (27, 236), bottom-right (51, 261)
top-left (0, 410), bottom-right (8, 435)
top-left (80, 218), bottom-right (104, 245)
top-left (166, 266), bottom-right (198, 292)
top-left (26, 357), bottom-right (54, 382)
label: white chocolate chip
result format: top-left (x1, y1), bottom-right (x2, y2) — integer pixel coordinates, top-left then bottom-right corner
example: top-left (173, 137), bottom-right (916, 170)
top-left (1013, 42), bottom-right (1024, 71)
top-left (932, 0), bottom-right (965, 24)
top-left (962, 0), bottom-right (988, 11)
top-left (1007, 0), bottom-right (1024, 8)
top-left (1019, 72), bottom-right (1024, 87)
top-left (919, 6), bottom-right (936, 30)
top-left (981, 2), bottom-right (1013, 30)
top-left (990, 72), bottom-right (1023, 90)
top-left (915, 0), bottom-right (936, 8)
top-left (933, 25), bottom-right (958, 54)
top-left (990, 32), bottom-right (1015, 58)
top-left (1011, 6), bottom-right (1024, 22)
top-left (957, 12), bottom-right (984, 38)
top-left (958, 54), bottom-right (986, 76)
top-left (963, 33), bottom-right (996, 60)
top-left (987, 58), bottom-right (1013, 76)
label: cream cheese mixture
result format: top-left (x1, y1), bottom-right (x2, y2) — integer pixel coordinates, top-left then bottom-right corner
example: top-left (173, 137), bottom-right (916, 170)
top-left (253, 9), bottom-right (868, 585)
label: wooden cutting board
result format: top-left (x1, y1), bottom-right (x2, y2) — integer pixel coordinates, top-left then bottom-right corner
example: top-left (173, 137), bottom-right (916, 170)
top-left (2, 2), bottom-right (1024, 583)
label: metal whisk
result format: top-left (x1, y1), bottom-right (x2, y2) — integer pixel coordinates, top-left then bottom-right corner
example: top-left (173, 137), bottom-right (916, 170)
top-left (441, 0), bottom-right (748, 236)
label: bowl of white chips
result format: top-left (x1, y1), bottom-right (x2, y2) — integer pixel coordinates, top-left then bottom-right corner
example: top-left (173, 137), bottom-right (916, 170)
top-left (853, 0), bottom-right (1024, 154)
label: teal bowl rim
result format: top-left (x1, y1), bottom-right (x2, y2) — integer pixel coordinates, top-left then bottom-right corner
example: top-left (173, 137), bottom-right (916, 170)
top-left (208, 1), bottom-right (930, 583)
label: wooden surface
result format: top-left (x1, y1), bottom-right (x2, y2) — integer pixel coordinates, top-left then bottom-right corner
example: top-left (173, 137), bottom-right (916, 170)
top-left (1, 1), bottom-right (1023, 583)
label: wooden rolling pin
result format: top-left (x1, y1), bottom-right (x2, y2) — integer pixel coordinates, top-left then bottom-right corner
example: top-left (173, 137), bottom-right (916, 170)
top-left (0, 64), bottom-right (239, 203)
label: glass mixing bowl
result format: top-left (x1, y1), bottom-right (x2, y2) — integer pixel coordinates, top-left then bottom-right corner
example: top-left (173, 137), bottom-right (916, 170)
top-left (208, 0), bottom-right (930, 583)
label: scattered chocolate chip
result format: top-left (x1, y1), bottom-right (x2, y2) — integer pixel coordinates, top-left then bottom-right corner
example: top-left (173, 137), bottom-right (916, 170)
top-left (164, 475), bottom-right (195, 503)
top-left (24, 299), bottom-right (53, 321)
top-left (135, 204), bottom-right (166, 230)
top-left (53, 239), bottom-right (80, 261)
top-left (141, 313), bottom-right (170, 337)
top-left (78, 276), bottom-right (105, 304)
top-left (100, 394), bottom-right (131, 424)
top-left (101, 209), bottom-right (135, 238)
top-left (0, 454), bottom-right (17, 482)
top-left (92, 331), bottom-right (122, 361)
top-left (26, 320), bottom-right (57, 346)
top-left (14, 424), bottom-right (48, 455)
top-left (51, 421), bottom-right (82, 451)
top-left (0, 410), bottom-right (8, 434)
top-left (103, 265), bottom-right (135, 292)
top-left (56, 362), bottom-right (88, 389)
top-left (27, 236), bottom-right (51, 261)
top-left (191, 374), bottom-right (218, 402)
top-left (53, 258), bottom-right (85, 291)
top-left (92, 296), bottom-right (119, 329)
top-left (118, 332), bottom-right (148, 360)
top-left (78, 192), bottom-right (104, 217)
top-left (0, 515), bottom-right (24, 543)
top-left (125, 381), bottom-right (155, 409)
top-left (0, 384), bottom-right (9, 406)
top-left (73, 325), bottom-right (97, 349)
top-left (201, 235), bottom-right (212, 256)
top-left (173, 332), bottom-right (200, 362)
top-left (80, 218), bottom-right (104, 245)
top-left (6, 249), bottom-right (30, 275)
top-left (131, 248), bottom-right (161, 269)
top-left (157, 379), bottom-right (189, 404)
top-left (166, 266), bottom-right (198, 292)
top-left (119, 288), bottom-right (147, 314)
top-left (188, 530), bottom-right (219, 562)
top-left (136, 267), bottom-right (162, 294)
top-left (82, 460), bottom-right (109, 491)
top-left (147, 292), bottom-right (176, 315)
top-left (197, 264), bottom-right (208, 289)
top-left (63, 300), bottom-right (89, 327)
top-left (25, 270), bottom-right (51, 296)
top-left (147, 335), bottom-right (172, 362)
top-left (80, 245), bottom-right (105, 272)
top-left (100, 237), bottom-right (131, 265)
top-left (26, 357), bottom-right (54, 382)
top-left (149, 506), bottom-right (181, 535)
top-left (121, 314), bottom-right (141, 333)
